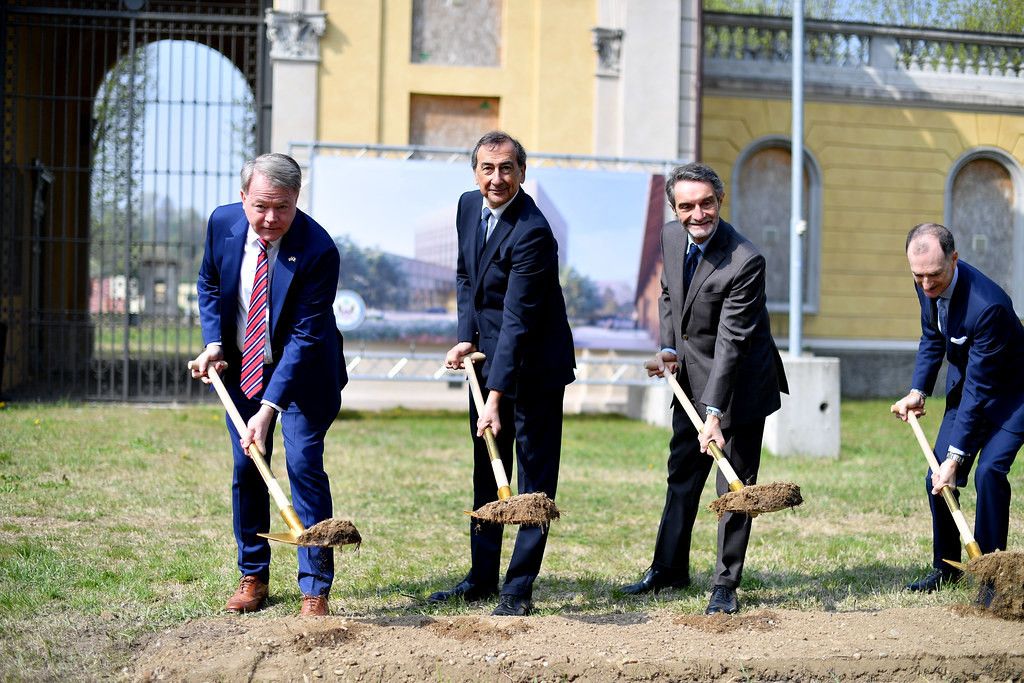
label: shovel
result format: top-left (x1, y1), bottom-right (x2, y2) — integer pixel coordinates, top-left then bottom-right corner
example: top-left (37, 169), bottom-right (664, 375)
top-left (459, 351), bottom-right (559, 526)
top-left (192, 362), bottom-right (360, 548)
top-left (650, 361), bottom-right (802, 517)
top-left (906, 411), bottom-right (982, 566)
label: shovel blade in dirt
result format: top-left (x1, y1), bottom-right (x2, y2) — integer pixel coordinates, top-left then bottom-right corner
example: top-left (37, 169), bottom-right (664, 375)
top-left (459, 352), bottom-right (561, 527)
top-left (194, 362), bottom-right (362, 549)
top-left (655, 366), bottom-right (803, 518)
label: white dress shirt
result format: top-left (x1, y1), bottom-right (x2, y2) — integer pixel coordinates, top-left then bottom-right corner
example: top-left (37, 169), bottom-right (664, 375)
top-left (235, 229), bottom-right (278, 363)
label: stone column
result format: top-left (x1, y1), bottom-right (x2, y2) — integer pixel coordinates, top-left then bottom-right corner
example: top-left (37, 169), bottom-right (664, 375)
top-left (265, 5), bottom-right (325, 160)
top-left (592, 0), bottom-right (684, 161)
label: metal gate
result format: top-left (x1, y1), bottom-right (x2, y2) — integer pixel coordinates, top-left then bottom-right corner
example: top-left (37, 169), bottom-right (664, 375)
top-left (0, 0), bottom-right (269, 401)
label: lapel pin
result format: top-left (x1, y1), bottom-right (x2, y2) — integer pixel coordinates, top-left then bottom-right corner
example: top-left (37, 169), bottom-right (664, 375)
top-left (288, 256), bottom-right (297, 262)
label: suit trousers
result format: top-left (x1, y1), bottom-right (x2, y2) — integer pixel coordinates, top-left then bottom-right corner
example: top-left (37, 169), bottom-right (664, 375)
top-left (226, 367), bottom-right (336, 597)
top-left (652, 403), bottom-right (765, 588)
top-left (466, 380), bottom-right (564, 599)
top-left (927, 404), bottom-right (1022, 569)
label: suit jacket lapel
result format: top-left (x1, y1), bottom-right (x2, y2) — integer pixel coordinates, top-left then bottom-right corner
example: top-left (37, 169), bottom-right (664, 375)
top-left (464, 194), bottom-right (483, 284)
top-left (270, 214), bottom-right (303, 334)
top-left (945, 266), bottom-right (969, 343)
top-left (663, 221), bottom-right (686, 325)
top-left (479, 215), bottom-right (512, 269)
top-left (472, 193), bottom-right (522, 300)
top-left (222, 216), bottom-right (249, 331)
top-left (682, 222), bottom-right (730, 319)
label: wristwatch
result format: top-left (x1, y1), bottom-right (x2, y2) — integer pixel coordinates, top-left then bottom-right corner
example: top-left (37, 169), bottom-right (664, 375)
top-left (705, 406), bottom-right (723, 420)
top-left (946, 449), bottom-right (966, 466)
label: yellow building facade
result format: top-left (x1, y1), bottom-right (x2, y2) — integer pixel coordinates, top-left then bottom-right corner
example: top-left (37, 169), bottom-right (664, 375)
top-left (699, 13), bottom-right (1024, 396)
top-left (702, 96), bottom-right (1024, 342)
top-left (317, 0), bottom-right (596, 155)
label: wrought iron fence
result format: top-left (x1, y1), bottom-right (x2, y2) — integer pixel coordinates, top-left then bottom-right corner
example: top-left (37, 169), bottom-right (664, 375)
top-left (0, 0), bottom-right (268, 401)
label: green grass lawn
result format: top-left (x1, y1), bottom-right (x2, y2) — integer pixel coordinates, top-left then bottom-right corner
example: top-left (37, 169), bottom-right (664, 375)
top-left (0, 400), bottom-right (1020, 679)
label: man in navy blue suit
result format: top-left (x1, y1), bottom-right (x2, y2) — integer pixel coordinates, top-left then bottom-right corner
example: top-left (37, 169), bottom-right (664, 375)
top-left (431, 131), bottom-right (575, 616)
top-left (892, 222), bottom-right (1024, 595)
top-left (189, 153), bottom-right (347, 617)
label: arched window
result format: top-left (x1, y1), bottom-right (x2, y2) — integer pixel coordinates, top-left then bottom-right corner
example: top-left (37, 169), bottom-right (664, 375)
top-left (945, 149), bottom-right (1022, 313)
top-left (731, 138), bottom-right (821, 312)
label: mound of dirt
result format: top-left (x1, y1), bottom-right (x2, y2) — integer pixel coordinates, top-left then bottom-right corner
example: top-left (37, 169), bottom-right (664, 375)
top-left (708, 482), bottom-right (803, 519)
top-left (967, 550), bottom-right (1024, 620)
top-left (469, 492), bottom-right (560, 526)
top-left (297, 519), bottom-right (362, 548)
top-left (134, 606), bottom-right (1024, 682)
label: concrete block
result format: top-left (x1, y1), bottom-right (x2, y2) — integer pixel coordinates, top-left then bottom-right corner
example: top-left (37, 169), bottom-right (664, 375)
top-left (764, 353), bottom-right (841, 458)
top-left (627, 382), bottom-right (672, 429)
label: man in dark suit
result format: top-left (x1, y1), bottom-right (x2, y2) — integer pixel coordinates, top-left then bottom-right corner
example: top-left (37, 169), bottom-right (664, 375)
top-left (432, 130), bottom-right (575, 616)
top-left (189, 153), bottom-right (347, 617)
top-left (621, 162), bottom-right (787, 615)
top-left (891, 223), bottom-right (1024, 595)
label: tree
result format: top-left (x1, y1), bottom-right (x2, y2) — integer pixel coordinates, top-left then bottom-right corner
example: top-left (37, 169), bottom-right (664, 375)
top-left (333, 236), bottom-right (409, 310)
top-left (90, 44), bottom-right (153, 281)
top-left (559, 266), bottom-right (603, 322)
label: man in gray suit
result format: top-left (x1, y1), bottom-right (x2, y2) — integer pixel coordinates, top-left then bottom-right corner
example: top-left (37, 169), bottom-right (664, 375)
top-left (621, 162), bottom-right (788, 614)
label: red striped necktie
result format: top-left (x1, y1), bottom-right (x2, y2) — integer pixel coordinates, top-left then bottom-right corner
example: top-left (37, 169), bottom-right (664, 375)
top-left (240, 238), bottom-right (269, 399)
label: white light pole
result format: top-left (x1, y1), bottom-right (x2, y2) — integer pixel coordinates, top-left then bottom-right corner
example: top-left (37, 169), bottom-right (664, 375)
top-left (789, 0), bottom-right (805, 357)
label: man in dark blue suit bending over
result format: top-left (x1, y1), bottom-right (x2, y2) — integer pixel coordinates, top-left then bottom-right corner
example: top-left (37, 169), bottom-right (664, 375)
top-left (432, 131), bottom-right (576, 616)
top-left (189, 153), bottom-right (347, 617)
top-left (892, 222), bottom-right (1024, 596)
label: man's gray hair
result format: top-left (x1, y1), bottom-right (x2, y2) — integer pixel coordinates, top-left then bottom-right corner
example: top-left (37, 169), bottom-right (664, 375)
top-left (471, 130), bottom-right (527, 170)
top-left (665, 162), bottom-right (725, 204)
top-left (906, 222), bottom-right (955, 256)
top-left (241, 153), bottom-right (302, 193)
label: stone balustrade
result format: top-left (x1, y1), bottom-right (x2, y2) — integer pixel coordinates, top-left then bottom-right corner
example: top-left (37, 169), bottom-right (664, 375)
top-left (705, 12), bottom-right (1024, 77)
top-left (703, 12), bottom-right (1024, 108)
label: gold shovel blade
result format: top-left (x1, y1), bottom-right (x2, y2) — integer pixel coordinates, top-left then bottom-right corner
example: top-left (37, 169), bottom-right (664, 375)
top-left (942, 558), bottom-right (967, 571)
top-left (259, 531), bottom-right (301, 546)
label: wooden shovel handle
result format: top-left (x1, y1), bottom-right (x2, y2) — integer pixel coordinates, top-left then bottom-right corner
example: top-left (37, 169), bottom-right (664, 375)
top-left (660, 370), bottom-right (744, 492)
top-left (906, 412), bottom-right (981, 558)
top-left (464, 352), bottom-right (512, 500)
top-left (198, 364), bottom-right (305, 535)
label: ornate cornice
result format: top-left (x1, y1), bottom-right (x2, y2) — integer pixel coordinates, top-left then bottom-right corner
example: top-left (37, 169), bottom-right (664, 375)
top-left (265, 9), bottom-right (327, 63)
top-left (592, 27), bottom-right (624, 77)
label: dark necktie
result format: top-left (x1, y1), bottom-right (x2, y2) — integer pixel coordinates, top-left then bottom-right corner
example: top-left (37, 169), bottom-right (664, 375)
top-left (929, 297), bottom-right (938, 331)
top-left (937, 297), bottom-right (948, 334)
top-left (240, 238), bottom-right (269, 399)
top-left (683, 242), bottom-right (700, 290)
top-left (478, 207), bottom-right (492, 259)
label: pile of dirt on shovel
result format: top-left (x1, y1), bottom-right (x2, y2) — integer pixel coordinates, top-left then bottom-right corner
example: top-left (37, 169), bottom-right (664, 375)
top-left (708, 482), bottom-right (803, 519)
top-left (967, 550), bottom-right (1024, 620)
top-left (297, 519), bottom-right (362, 547)
top-left (470, 492), bottom-right (560, 526)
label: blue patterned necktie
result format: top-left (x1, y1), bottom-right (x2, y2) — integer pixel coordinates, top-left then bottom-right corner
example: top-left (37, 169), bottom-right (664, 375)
top-left (684, 242), bottom-right (700, 290)
top-left (478, 207), bottom-right (492, 259)
top-left (937, 296), bottom-right (948, 334)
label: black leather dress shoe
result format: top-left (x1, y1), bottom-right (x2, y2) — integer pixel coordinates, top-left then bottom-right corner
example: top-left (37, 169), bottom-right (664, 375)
top-left (620, 567), bottom-right (690, 595)
top-left (906, 568), bottom-right (962, 593)
top-left (428, 579), bottom-right (498, 604)
top-left (491, 594), bottom-right (532, 616)
top-left (705, 585), bottom-right (739, 614)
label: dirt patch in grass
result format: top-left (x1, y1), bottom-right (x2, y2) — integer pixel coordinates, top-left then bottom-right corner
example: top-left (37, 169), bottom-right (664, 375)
top-left (673, 609), bottom-right (780, 634)
top-left (425, 615), bottom-right (533, 641)
top-left (133, 605), bottom-right (1024, 682)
